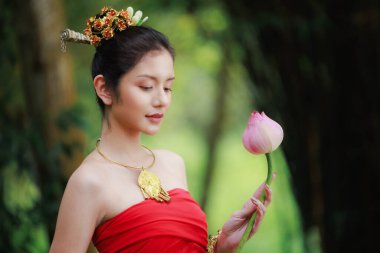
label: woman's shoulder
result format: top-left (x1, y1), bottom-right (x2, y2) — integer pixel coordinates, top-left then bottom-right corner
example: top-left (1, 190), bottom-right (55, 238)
top-left (154, 149), bottom-right (188, 189)
top-left (66, 151), bottom-right (107, 193)
top-left (154, 149), bottom-right (185, 167)
top-left (55, 151), bottom-right (108, 237)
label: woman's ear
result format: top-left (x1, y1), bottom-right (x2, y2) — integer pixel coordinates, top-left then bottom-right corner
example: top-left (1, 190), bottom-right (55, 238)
top-left (93, 75), bottom-right (113, 106)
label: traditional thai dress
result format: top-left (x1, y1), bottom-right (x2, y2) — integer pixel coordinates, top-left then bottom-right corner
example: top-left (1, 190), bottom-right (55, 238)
top-left (93, 188), bottom-right (208, 253)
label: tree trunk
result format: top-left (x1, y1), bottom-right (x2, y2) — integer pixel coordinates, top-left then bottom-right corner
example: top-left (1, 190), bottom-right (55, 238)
top-left (200, 40), bottom-right (232, 209)
top-left (221, 0), bottom-right (380, 252)
top-left (12, 0), bottom-right (85, 241)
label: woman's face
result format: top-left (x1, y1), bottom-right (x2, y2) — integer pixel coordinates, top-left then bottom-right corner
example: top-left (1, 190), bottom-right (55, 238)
top-left (109, 49), bottom-right (175, 135)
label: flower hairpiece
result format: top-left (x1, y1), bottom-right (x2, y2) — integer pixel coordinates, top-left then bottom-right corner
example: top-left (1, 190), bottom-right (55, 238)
top-left (60, 6), bottom-right (148, 52)
top-left (84, 6), bottom-right (148, 47)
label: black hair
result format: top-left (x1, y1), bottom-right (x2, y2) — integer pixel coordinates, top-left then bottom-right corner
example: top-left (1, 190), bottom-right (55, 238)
top-left (91, 26), bottom-right (175, 115)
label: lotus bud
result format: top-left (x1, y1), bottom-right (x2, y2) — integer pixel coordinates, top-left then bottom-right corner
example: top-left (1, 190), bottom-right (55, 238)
top-left (242, 111), bottom-right (284, 154)
top-left (238, 111), bottom-right (283, 252)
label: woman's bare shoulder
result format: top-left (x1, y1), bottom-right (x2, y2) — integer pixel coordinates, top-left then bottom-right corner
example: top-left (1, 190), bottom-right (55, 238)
top-left (154, 149), bottom-right (184, 161)
top-left (66, 151), bottom-right (107, 193)
top-left (154, 149), bottom-right (185, 167)
top-left (154, 149), bottom-right (188, 189)
top-left (50, 151), bottom-right (106, 252)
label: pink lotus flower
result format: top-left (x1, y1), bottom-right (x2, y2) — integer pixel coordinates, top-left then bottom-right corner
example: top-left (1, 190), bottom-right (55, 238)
top-left (242, 111), bottom-right (284, 154)
top-left (237, 111), bottom-right (283, 252)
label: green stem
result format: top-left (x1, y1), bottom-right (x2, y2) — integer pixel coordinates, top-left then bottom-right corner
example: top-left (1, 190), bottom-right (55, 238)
top-left (265, 153), bottom-right (273, 185)
top-left (236, 153), bottom-right (272, 252)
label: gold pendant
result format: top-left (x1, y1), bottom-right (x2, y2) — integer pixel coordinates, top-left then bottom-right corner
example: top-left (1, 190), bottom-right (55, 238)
top-left (137, 168), bottom-right (171, 202)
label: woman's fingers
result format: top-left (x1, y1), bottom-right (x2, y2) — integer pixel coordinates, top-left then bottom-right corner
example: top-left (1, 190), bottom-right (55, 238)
top-left (249, 197), bottom-right (266, 238)
top-left (263, 185), bottom-right (272, 206)
top-left (223, 173), bottom-right (276, 242)
top-left (253, 172), bottom-right (277, 199)
top-left (263, 172), bottom-right (276, 205)
top-left (236, 200), bottom-right (258, 219)
top-left (251, 196), bottom-right (266, 214)
top-left (242, 176), bottom-right (275, 217)
top-left (253, 182), bottom-right (266, 199)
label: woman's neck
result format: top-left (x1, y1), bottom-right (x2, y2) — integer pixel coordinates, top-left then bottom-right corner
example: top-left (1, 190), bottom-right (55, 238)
top-left (97, 120), bottom-right (148, 165)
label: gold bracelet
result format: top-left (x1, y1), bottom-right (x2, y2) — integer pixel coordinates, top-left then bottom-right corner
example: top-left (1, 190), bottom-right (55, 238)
top-left (207, 229), bottom-right (222, 253)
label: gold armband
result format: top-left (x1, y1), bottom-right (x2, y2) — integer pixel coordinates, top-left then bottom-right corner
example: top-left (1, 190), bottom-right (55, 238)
top-left (207, 229), bottom-right (222, 253)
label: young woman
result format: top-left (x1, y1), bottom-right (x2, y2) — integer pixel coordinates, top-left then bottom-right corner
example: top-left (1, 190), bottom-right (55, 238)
top-left (52, 6), bottom-right (273, 253)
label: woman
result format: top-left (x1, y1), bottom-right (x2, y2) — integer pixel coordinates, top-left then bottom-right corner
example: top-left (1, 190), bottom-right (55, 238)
top-left (52, 6), bottom-right (273, 253)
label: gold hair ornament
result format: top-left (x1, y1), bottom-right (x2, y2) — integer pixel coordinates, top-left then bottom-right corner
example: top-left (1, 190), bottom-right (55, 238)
top-left (95, 139), bottom-right (170, 202)
top-left (60, 29), bottom-right (90, 52)
top-left (60, 6), bottom-right (148, 51)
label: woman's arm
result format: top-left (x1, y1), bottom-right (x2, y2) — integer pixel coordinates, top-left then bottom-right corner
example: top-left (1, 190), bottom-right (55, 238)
top-left (49, 167), bottom-right (104, 253)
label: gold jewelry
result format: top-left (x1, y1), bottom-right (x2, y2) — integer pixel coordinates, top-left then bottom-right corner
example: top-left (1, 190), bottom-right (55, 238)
top-left (95, 139), bottom-right (170, 202)
top-left (207, 229), bottom-right (222, 253)
top-left (60, 29), bottom-right (90, 52)
top-left (60, 6), bottom-right (148, 51)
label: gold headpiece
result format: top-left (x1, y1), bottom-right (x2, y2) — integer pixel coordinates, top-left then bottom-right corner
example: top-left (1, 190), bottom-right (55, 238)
top-left (60, 6), bottom-right (148, 52)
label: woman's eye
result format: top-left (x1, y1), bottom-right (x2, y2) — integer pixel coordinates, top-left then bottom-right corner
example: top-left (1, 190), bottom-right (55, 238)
top-left (140, 86), bottom-right (153, 91)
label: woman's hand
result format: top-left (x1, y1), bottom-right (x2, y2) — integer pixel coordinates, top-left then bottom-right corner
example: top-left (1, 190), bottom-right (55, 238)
top-left (216, 178), bottom-right (274, 253)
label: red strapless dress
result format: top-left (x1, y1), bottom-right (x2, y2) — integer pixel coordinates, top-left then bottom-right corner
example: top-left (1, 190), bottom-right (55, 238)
top-left (92, 188), bottom-right (208, 253)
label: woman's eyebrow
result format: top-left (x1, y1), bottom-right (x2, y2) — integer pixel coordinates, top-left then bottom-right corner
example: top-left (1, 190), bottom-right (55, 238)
top-left (137, 74), bottom-right (175, 81)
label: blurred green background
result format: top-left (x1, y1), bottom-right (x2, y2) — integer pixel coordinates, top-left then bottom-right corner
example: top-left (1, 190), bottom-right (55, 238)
top-left (1, 0), bottom-right (378, 252)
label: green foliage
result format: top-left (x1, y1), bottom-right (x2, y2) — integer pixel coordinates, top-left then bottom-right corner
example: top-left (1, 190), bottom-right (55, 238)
top-left (1, 164), bottom-right (48, 253)
top-left (3, 163), bottom-right (40, 212)
top-left (0, 0), bottom-right (86, 251)
top-left (0, 1), bottom-right (50, 251)
top-left (1, 0), bottom-right (307, 252)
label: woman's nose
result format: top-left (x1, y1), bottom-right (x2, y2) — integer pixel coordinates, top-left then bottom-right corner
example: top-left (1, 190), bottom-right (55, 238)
top-left (153, 88), bottom-right (170, 107)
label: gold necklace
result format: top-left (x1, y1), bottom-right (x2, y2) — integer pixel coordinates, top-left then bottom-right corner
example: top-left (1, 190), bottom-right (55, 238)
top-left (95, 139), bottom-right (170, 202)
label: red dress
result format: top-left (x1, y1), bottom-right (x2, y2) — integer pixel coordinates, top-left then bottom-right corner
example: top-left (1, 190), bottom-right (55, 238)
top-left (92, 188), bottom-right (208, 253)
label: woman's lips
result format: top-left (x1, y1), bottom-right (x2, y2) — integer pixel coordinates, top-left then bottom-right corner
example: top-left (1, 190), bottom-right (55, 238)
top-left (146, 113), bottom-right (163, 123)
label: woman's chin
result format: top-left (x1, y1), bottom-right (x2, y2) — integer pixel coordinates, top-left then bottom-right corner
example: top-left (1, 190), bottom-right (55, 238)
top-left (142, 127), bottom-right (161, 136)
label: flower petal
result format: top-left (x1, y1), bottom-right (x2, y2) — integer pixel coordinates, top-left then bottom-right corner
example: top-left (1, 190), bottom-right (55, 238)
top-left (242, 111), bottom-right (284, 154)
top-left (132, 10), bottom-right (142, 25)
top-left (127, 7), bottom-right (134, 19)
